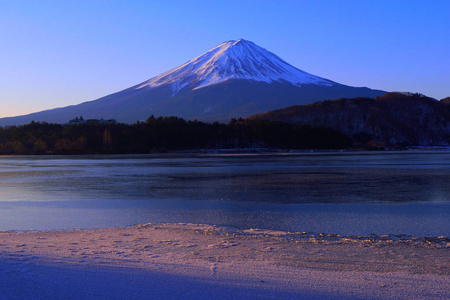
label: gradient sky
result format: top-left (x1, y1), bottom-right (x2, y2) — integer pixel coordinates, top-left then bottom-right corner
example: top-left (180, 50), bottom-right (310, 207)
top-left (1, 0), bottom-right (449, 118)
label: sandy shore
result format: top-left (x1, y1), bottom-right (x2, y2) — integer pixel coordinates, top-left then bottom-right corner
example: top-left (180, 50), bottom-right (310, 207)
top-left (0, 223), bottom-right (449, 299)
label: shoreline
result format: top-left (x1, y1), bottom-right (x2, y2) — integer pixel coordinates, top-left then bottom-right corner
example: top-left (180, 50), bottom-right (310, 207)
top-left (1, 147), bottom-right (450, 157)
top-left (1, 223), bottom-right (449, 299)
top-left (5, 222), bottom-right (449, 242)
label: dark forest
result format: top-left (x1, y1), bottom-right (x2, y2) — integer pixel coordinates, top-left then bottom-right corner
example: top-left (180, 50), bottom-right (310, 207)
top-left (0, 116), bottom-right (352, 155)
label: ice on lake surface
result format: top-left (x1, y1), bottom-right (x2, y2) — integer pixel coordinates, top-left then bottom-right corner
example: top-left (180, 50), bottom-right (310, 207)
top-left (0, 151), bottom-right (449, 236)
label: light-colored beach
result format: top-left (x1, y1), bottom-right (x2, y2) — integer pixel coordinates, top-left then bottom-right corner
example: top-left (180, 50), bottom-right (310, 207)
top-left (1, 223), bottom-right (449, 299)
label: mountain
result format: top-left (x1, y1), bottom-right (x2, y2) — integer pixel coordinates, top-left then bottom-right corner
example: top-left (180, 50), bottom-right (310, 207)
top-left (0, 39), bottom-right (386, 126)
top-left (248, 92), bottom-right (450, 146)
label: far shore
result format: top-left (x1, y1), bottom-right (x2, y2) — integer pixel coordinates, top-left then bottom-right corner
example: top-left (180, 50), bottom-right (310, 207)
top-left (1, 146), bottom-right (450, 157)
top-left (1, 223), bottom-right (448, 299)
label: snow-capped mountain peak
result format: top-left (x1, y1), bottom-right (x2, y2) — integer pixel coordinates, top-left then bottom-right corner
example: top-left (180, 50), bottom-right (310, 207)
top-left (0, 38), bottom-right (386, 126)
top-left (135, 39), bottom-right (334, 95)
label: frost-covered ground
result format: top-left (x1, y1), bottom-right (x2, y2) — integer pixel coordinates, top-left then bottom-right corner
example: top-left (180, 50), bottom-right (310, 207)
top-left (0, 223), bottom-right (448, 299)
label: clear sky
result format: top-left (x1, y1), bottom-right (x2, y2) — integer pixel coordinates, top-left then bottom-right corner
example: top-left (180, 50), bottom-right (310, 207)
top-left (1, 0), bottom-right (449, 118)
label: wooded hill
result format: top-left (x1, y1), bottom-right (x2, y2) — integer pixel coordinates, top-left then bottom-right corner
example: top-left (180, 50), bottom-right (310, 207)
top-left (249, 93), bottom-right (450, 147)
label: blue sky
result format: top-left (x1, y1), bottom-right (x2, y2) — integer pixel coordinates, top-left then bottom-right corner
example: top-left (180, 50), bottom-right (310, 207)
top-left (1, 0), bottom-right (449, 118)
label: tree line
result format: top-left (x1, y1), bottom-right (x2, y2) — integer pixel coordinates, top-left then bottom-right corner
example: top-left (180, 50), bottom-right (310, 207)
top-left (0, 116), bottom-right (352, 155)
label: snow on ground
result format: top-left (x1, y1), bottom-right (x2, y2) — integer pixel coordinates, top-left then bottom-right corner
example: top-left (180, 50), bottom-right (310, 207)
top-left (0, 223), bottom-right (449, 299)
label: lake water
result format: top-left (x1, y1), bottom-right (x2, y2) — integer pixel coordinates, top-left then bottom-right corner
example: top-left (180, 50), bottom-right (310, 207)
top-left (0, 151), bottom-right (448, 237)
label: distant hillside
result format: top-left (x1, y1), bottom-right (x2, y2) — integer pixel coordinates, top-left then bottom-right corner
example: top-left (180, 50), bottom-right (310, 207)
top-left (248, 92), bottom-right (450, 146)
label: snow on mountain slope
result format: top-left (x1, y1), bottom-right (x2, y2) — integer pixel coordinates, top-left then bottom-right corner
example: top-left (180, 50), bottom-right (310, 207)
top-left (0, 38), bottom-right (387, 126)
top-left (135, 39), bottom-right (334, 95)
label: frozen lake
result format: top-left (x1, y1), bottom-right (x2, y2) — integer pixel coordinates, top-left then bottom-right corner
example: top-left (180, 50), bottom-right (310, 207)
top-left (0, 151), bottom-right (449, 236)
